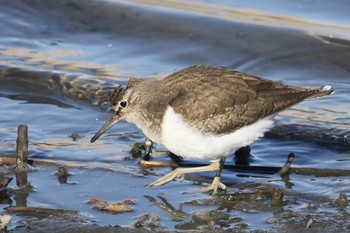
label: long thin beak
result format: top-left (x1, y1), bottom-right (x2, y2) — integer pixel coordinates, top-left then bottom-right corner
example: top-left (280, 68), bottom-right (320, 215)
top-left (90, 114), bottom-right (121, 143)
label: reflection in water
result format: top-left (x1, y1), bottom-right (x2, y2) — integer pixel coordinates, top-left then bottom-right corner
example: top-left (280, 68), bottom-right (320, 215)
top-left (143, 178), bottom-right (348, 230)
top-left (144, 186), bottom-right (285, 230)
top-left (14, 171), bottom-right (29, 207)
top-left (234, 146), bottom-right (252, 166)
top-left (0, 47), bottom-right (127, 78)
top-left (267, 123), bottom-right (350, 152)
top-left (0, 67), bottom-right (116, 108)
top-left (55, 166), bottom-right (71, 184)
top-left (280, 173), bottom-right (294, 189)
top-left (0, 176), bottom-right (13, 205)
top-left (144, 195), bottom-right (189, 219)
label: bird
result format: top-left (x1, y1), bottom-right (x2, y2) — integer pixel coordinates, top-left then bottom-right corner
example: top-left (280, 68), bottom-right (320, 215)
top-left (90, 65), bottom-right (334, 194)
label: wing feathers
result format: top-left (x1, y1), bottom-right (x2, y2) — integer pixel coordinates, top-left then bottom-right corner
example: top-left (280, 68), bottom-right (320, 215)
top-left (166, 65), bottom-right (331, 134)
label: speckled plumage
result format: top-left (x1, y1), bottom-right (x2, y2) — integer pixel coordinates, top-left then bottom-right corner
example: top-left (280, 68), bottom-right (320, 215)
top-left (103, 65), bottom-right (332, 143)
top-left (91, 64), bottom-right (334, 193)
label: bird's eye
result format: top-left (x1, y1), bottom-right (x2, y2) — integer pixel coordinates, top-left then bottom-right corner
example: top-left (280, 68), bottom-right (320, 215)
top-left (120, 100), bottom-right (128, 108)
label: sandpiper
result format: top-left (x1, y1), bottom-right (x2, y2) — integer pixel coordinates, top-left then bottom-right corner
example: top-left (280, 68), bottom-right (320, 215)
top-left (91, 65), bottom-right (334, 194)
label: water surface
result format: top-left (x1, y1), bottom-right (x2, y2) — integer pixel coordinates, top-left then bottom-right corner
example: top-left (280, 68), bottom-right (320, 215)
top-left (0, 0), bottom-right (349, 231)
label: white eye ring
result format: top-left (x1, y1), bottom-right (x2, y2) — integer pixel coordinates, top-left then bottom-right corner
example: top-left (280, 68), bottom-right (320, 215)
top-left (120, 100), bottom-right (128, 108)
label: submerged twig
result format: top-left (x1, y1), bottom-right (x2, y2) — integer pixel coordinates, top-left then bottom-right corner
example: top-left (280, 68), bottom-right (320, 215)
top-left (2, 151), bottom-right (350, 179)
top-left (144, 195), bottom-right (189, 218)
top-left (0, 156), bottom-right (63, 167)
top-left (141, 153), bottom-right (350, 178)
top-left (0, 177), bottom-right (13, 202)
top-left (279, 153), bottom-right (295, 176)
top-left (5, 206), bottom-right (79, 216)
top-left (289, 167), bottom-right (350, 177)
top-left (0, 177), bottom-right (13, 189)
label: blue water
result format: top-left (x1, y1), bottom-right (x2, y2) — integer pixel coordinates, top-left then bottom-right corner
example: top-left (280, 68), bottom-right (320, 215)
top-left (0, 0), bottom-right (349, 230)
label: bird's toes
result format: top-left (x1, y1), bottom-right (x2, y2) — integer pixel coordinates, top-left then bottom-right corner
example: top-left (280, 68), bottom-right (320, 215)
top-left (199, 177), bottom-right (227, 195)
top-left (147, 169), bottom-right (183, 187)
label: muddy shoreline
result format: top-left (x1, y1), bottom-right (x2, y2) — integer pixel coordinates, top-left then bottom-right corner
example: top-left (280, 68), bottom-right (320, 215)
top-left (1, 153), bottom-right (349, 233)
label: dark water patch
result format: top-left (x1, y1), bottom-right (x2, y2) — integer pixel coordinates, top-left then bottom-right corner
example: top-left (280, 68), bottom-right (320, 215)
top-left (266, 124), bottom-right (350, 152)
top-left (1, 0), bottom-right (350, 76)
top-left (316, 35), bottom-right (350, 48)
top-left (1, 93), bottom-right (75, 109)
top-left (0, 66), bottom-right (119, 108)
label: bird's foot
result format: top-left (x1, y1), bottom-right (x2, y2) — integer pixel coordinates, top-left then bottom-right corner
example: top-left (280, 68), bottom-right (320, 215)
top-left (184, 176), bottom-right (226, 195)
top-left (147, 161), bottom-right (220, 188)
top-left (147, 168), bottom-right (186, 187)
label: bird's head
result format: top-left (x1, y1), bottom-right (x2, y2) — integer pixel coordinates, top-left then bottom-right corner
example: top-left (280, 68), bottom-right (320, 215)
top-left (90, 78), bottom-right (143, 143)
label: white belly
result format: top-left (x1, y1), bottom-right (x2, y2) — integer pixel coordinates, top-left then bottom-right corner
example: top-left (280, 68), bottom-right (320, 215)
top-left (161, 106), bottom-right (274, 161)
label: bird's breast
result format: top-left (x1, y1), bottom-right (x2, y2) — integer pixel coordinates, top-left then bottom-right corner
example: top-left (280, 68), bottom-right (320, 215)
top-left (160, 106), bottom-right (275, 161)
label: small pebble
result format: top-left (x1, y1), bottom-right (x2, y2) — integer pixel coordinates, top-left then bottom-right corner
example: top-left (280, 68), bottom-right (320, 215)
top-left (265, 217), bottom-right (278, 224)
top-left (70, 133), bottom-right (81, 141)
top-left (130, 143), bottom-right (143, 158)
top-left (306, 217), bottom-right (313, 228)
top-left (0, 214), bottom-right (12, 229)
top-left (132, 213), bottom-right (162, 229)
top-left (271, 189), bottom-right (284, 206)
top-left (192, 210), bottom-right (229, 225)
top-left (55, 166), bottom-right (70, 177)
top-left (335, 193), bottom-right (348, 207)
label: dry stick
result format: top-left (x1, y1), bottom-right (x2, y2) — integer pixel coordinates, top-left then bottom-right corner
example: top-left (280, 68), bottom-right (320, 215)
top-left (15, 125), bottom-right (29, 188)
top-left (16, 125), bottom-right (28, 171)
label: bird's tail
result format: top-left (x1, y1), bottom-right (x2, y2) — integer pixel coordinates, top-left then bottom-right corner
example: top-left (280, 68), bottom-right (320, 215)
top-left (307, 85), bottom-right (335, 99)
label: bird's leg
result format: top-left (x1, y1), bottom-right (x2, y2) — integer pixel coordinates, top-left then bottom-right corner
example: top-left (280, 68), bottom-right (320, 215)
top-left (196, 158), bottom-right (226, 194)
top-left (148, 160), bottom-right (221, 187)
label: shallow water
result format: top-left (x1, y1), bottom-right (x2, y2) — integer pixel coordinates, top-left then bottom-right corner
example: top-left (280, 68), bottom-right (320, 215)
top-left (0, 0), bottom-right (350, 231)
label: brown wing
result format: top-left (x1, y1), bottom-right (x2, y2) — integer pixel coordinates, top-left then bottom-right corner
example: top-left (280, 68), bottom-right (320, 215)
top-left (167, 65), bottom-right (330, 134)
